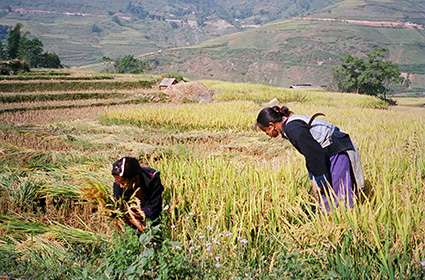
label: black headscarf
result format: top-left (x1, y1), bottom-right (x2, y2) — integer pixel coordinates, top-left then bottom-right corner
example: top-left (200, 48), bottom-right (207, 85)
top-left (111, 157), bottom-right (141, 179)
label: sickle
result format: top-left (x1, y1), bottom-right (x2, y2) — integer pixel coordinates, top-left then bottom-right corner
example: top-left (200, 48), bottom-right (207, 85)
top-left (308, 113), bottom-right (326, 128)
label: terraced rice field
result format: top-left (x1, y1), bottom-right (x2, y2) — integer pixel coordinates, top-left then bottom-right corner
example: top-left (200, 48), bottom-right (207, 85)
top-left (0, 71), bottom-right (164, 115)
top-left (1, 70), bottom-right (425, 279)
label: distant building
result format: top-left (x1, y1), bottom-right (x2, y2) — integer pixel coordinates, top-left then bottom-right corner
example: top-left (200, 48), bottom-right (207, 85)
top-left (289, 83), bottom-right (313, 89)
top-left (159, 78), bottom-right (178, 90)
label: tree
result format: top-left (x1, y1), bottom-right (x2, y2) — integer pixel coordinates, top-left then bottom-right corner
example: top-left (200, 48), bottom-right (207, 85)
top-left (39, 52), bottom-right (62, 68)
top-left (357, 48), bottom-right (403, 99)
top-left (0, 40), bottom-right (7, 59)
top-left (333, 48), bottom-right (403, 99)
top-left (7, 23), bottom-right (22, 59)
top-left (18, 37), bottom-right (44, 67)
top-left (333, 54), bottom-right (365, 93)
top-left (114, 55), bottom-right (147, 73)
top-left (2, 23), bottom-right (62, 68)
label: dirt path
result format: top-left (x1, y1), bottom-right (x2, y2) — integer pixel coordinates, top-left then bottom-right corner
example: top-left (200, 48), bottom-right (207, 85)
top-left (9, 7), bottom-right (106, 18)
top-left (301, 17), bottom-right (424, 30)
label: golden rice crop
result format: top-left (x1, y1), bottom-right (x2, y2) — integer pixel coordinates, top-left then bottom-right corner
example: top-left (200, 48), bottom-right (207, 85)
top-left (101, 101), bottom-right (259, 131)
top-left (1, 79), bottom-right (425, 278)
top-left (204, 80), bottom-right (389, 109)
top-left (101, 96), bottom-right (425, 275)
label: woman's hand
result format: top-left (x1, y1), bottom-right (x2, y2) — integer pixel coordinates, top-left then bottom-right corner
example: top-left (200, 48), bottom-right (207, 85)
top-left (310, 181), bottom-right (321, 201)
top-left (128, 209), bottom-right (145, 232)
top-left (126, 197), bottom-right (146, 233)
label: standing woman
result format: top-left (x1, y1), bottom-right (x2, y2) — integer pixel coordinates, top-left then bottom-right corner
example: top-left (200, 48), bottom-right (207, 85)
top-left (256, 106), bottom-right (364, 211)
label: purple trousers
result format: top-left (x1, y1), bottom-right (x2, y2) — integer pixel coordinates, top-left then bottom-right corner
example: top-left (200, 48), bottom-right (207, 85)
top-left (320, 152), bottom-right (354, 211)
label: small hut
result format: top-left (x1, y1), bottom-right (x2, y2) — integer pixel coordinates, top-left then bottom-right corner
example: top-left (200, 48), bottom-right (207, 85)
top-left (0, 59), bottom-right (30, 75)
top-left (159, 78), bottom-right (178, 90)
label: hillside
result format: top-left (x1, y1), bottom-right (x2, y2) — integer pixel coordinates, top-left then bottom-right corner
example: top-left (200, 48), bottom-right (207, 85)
top-left (316, 0), bottom-right (425, 25)
top-left (143, 17), bottom-right (425, 92)
top-left (1, 0), bottom-right (425, 93)
top-left (0, 0), bottom-right (333, 66)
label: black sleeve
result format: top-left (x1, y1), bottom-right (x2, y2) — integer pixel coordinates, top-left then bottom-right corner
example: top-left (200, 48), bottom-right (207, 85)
top-left (142, 173), bottom-right (164, 220)
top-left (113, 182), bottom-right (123, 199)
top-left (284, 120), bottom-right (331, 181)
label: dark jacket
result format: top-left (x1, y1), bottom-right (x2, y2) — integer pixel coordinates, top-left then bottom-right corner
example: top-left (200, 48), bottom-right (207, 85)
top-left (113, 166), bottom-right (164, 221)
top-left (283, 115), bottom-right (355, 187)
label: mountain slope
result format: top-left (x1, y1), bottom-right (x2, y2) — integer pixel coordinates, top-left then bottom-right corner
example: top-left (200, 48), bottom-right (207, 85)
top-left (0, 0), bottom-right (334, 65)
top-left (316, 0), bottom-right (425, 25)
top-left (1, 0), bottom-right (424, 93)
top-left (147, 17), bottom-right (425, 92)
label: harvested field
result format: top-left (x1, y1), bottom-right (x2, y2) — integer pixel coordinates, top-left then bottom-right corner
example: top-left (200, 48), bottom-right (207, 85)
top-left (0, 92), bottom-right (124, 103)
top-left (0, 79), bottom-right (158, 93)
top-left (0, 75), bottom-right (114, 81)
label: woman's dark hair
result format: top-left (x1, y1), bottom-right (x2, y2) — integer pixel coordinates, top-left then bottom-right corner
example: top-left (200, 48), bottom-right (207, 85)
top-left (256, 106), bottom-right (292, 128)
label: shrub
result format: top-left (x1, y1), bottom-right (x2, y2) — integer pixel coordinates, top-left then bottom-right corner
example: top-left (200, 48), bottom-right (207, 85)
top-left (114, 55), bottom-right (148, 74)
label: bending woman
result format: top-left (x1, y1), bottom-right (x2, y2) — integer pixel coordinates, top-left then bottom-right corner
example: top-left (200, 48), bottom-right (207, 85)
top-left (112, 156), bottom-right (164, 232)
top-left (256, 106), bottom-right (364, 211)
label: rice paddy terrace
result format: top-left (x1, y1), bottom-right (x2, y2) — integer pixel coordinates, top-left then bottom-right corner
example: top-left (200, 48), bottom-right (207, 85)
top-left (1, 70), bottom-right (425, 279)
